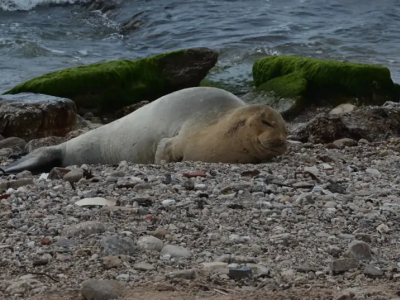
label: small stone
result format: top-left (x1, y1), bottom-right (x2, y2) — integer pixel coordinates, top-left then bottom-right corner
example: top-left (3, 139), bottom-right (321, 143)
top-left (150, 228), bottom-right (168, 239)
top-left (133, 262), bottom-right (155, 271)
top-left (102, 256), bottom-right (123, 269)
top-left (115, 274), bottom-right (129, 281)
top-left (366, 168), bottom-right (381, 178)
top-left (15, 170), bottom-right (33, 179)
top-left (101, 236), bottom-right (135, 256)
top-left (304, 166), bottom-right (319, 175)
top-left (63, 168), bottom-right (84, 183)
top-left (338, 233), bottom-right (355, 240)
top-left (321, 163), bottom-right (333, 170)
top-left (165, 269), bottom-right (196, 280)
top-left (182, 171), bottom-right (206, 178)
top-left (62, 221), bottom-right (106, 238)
top-left (54, 238), bottom-right (78, 248)
top-left (333, 138), bottom-right (358, 148)
top-left (228, 267), bottom-right (252, 279)
top-left (8, 178), bottom-right (34, 190)
top-left (329, 103), bottom-right (355, 115)
top-left (160, 245), bottom-right (191, 258)
top-left (364, 265), bottom-right (384, 278)
top-left (200, 262), bottom-right (228, 272)
top-left (377, 223), bottom-right (390, 233)
top-left (355, 233), bottom-right (372, 243)
top-left (246, 263), bottom-right (270, 277)
top-left (137, 236), bottom-right (164, 252)
top-left (56, 253), bottom-right (71, 261)
top-left (347, 240), bottom-right (372, 261)
top-left (41, 238), bottom-right (51, 245)
top-left (330, 258), bottom-right (359, 273)
top-left (81, 279), bottom-right (125, 300)
top-left (162, 199), bottom-right (176, 207)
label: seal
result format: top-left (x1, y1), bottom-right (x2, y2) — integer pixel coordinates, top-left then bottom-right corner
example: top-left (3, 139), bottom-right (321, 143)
top-left (3, 87), bottom-right (288, 174)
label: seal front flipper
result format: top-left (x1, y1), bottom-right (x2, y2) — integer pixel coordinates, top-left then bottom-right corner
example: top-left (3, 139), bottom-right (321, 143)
top-left (4, 147), bottom-right (63, 175)
top-left (154, 137), bottom-right (183, 164)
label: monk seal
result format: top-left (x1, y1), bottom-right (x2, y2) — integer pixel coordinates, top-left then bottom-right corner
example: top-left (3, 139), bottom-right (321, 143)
top-left (3, 87), bottom-right (288, 174)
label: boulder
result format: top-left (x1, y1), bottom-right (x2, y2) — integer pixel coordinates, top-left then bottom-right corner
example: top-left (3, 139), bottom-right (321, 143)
top-left (251, 56), bottom-right (400, 119)
top-left (3, 48), bottom-right (219, 113)
top-left (291, 104), bottom-right (400, 143)
top-left (0, 137), bottom-right (26, 151)
top-left (0, 93), bottom-right (77, 140)
top-left (24, 136), bottom-right (67, 153)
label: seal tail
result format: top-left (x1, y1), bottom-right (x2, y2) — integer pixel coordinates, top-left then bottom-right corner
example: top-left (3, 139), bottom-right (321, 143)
top-left (3, 146), bottom-right (63, 175)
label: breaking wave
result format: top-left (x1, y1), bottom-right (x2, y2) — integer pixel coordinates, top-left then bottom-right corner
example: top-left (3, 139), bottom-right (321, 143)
top-left (0, 0), bottom-right (88, 11)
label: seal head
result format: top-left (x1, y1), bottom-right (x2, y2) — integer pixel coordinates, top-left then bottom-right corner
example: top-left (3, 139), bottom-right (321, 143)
top-left (221, 103), bottom-right (288, 162)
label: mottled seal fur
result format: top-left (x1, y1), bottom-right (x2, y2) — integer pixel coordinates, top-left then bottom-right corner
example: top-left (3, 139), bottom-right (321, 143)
top-left (4, 87), bottom-right (288, 174)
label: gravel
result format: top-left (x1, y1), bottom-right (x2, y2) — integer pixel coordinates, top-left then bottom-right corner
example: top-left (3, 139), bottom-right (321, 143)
top-left (2, 137), bottom-right (400, 299)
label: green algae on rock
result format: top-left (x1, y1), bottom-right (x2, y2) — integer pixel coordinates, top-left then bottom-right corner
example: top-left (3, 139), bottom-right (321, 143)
top-left (252, 56), bottom-right (399, 108)
top-left (3, 48), bottom-right (218, 112)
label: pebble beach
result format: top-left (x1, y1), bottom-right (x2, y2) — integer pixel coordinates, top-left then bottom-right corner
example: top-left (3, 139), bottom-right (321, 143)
top-left (2, 134), bottom-right (400, 299)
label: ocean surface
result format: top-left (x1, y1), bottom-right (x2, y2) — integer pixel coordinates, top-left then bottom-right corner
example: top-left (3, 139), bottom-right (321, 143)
top-left (1, 0), bottom-right (400, 94)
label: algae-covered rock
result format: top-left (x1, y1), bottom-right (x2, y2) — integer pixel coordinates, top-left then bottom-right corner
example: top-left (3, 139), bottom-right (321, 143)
top-left (3, 48), bottom-right (218, 112)
top-left (252, 56), bottom-right (400, 117)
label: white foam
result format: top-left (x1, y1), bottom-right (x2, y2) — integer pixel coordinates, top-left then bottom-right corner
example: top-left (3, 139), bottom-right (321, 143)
top-left (0, 0), bottom-right (87, 11)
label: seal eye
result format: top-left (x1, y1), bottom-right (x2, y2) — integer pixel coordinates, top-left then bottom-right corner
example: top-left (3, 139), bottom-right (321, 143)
top-left (262, 120), bottom-right (272, 127)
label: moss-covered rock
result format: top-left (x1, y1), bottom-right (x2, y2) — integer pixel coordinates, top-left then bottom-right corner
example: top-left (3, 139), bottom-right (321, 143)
top-left (253, 56), bottom-right (399, 107)
top-left (3, 47), bottom-right (218, 112)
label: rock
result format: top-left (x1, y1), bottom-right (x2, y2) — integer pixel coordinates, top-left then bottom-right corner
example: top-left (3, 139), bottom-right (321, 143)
top-left (200, 262), bottom-right (229, 272)
top-left (160, 245), bottom-right (191, 259)
top-left (291, 114), bottom-right (351, 144)
top-left (101, 255), bottom-right (123, 269)
top-left (291, 105), bottom-right (400, 143)
top-left (347, 240), bottom-right (373, 261)
top-left (252, 56), bottom-right (398, 119)
top-left (75, 197), bottom-right (117, 207)
top-left (246, 263), bottom-right (270, 277)
top-left (53, 238), bottom-right (78, 248)
top-left (335, 287), bottom-right (394, 300)
top-left (62, 221), bottom-right (106, 238)
top-left (364, 265), bottom-right (384, 278)
top-left (165, 269), bottom-right (196, 280)
top-left (63, 168), bottom-right (84, 183)
top-left (81, 279), bottom-right (125, 300)
top-left (0, 93), bottom-right (77, 140)
top-left (333, 138), bottom-right (358, 148)
top-left (133, 262), bottom-right (155, 271)
top-left (0, 137), bottom-right (26, 151)
top-left (137, 236), bottom-right (164, 252)
top-left (228, 267), bottom-right (252, 279)
top-left (25, 136), bottom-right (66, 153)
top-left (377, 223), bottom-right (390, 233)
top-left (15, 170), bottom-right (32, 179)
top-left (6, 178), bottom-right (34, 190)
top-left (5, 275), bottom-right (44, 297)
top-left (330, 258), bottom-right (359, 273)
top-left (366, 168), bottom-right (381, 178)
top-left (4, 48), bottom-right (218, 113)
top-left (101, 236), bottom-right (135, 256)
top-left (329, 103), bottom-right (356, 115)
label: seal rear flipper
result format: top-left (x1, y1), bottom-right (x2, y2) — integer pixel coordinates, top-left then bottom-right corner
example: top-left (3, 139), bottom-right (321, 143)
top-left (154, 137), bottom-right (183, 164)
top-left (3, 147), bottom-right (63, 175)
